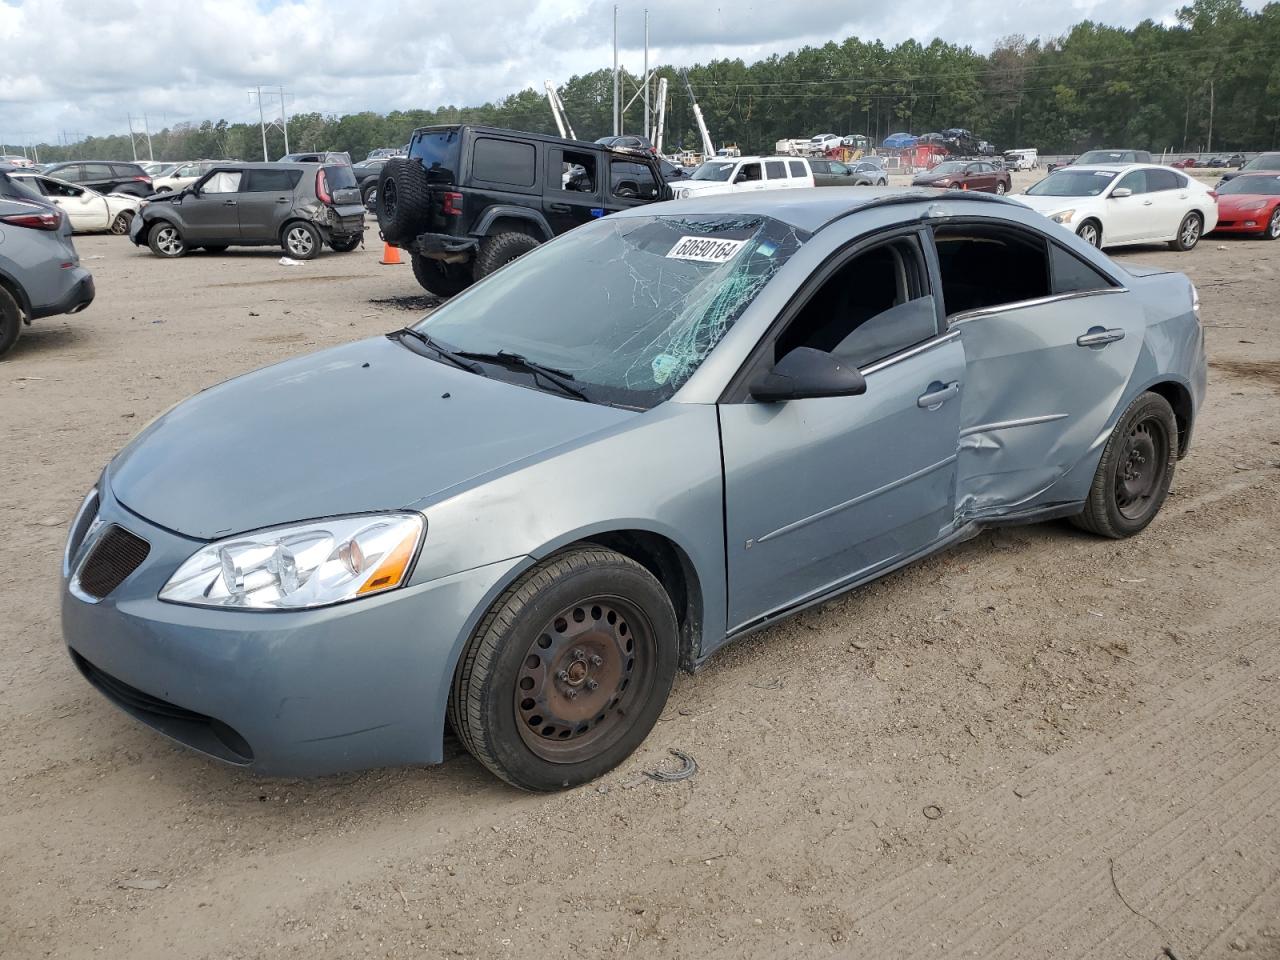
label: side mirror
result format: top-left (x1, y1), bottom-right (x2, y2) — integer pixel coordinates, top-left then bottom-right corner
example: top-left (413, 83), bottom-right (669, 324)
top-left (750, 347), bottom-right (868, 403)
top-left (1111, 187), bottom-right (1132, 198)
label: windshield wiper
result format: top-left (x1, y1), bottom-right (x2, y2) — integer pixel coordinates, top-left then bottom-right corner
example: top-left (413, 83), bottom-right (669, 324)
top-left (389, 328), bottom-right (483, 373)
top-left (458, 350), bottom-right (590, 402)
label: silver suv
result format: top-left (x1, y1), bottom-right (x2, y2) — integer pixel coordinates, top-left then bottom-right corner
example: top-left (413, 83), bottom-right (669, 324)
top-left (0, 180), bottom-right (95, 358)
top-left (129, 162), bottom-right (366, 260)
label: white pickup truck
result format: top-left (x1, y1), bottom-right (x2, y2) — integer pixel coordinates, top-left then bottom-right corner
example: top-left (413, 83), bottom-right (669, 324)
top-left (672, 156), bottom-right (815, 199)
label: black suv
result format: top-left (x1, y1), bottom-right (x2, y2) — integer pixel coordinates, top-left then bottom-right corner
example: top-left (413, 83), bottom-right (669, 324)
top-left (129, 162), bottom-right (365, 259)
top-left (375, 125), bottom-right (671, 297)
top-left (41, 161), bottom-right (153, 197)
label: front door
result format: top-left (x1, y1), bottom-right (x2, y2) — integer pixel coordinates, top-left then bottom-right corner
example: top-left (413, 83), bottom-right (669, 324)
top-left (719, 232), bottom-right (964, 632)
top-left (183, 169), bottom-right (244, 239)
top-left (931, 221), bottom-right (1145, 517)
top-left (730, 161), bottom-right (766, 193)
top-left (1105, 169), bottom-right (1155, 243)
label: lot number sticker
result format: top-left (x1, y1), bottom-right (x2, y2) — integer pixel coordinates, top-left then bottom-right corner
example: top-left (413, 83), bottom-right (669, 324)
top-left (666, 236), bottom-right (747, 263)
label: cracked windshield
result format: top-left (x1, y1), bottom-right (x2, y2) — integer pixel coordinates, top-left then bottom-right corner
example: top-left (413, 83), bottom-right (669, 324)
top-left (414, 214), bottom-right (804, 408)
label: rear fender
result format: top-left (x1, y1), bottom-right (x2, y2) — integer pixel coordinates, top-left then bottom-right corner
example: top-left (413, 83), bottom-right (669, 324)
top-left (470, 205), bottom-right (553, 241)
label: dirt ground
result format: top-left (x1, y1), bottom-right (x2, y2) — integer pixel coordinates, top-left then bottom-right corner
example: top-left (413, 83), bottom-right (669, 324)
top-left (2, 203), bottom-right (1278, 960)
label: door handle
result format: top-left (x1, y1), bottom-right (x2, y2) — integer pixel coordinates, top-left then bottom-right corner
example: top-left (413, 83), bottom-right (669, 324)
top-left (1142, 200), bottom-right (1153, 206)
top-left (917, 381), bottom-right (960, 409)
top-left (223, 199), bottom-right (237, 206)
top-left (275, 198), bottom-right (290, 203)
top-left (1076, 327), bottom-right (1126, 348)
top-left (547, 202), bottom-right (571, 213)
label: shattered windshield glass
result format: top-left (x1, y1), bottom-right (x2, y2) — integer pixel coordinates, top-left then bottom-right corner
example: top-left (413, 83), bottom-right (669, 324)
top-left (414, 214), bottom-right (804, 408)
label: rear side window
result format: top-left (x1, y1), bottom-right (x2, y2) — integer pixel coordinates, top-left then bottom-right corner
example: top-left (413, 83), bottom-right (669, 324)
top-left (243, 169), bottom-right (302, 192)
top-left (410, 129), bottom-right (461, 183)
top-left (548, 148), bottom-right (598, 194)
top-left (765, 160), bottom-right (786, 180)
top-left (55, 165), bottom-right (84, 182)
top-left (789, 160), bottom-right (806, 177)
top-left (1050, 244), bottom-right (1115, 294)
top-left (932, 223), bottom-right (1050, 316)
top-left (112, 163), bottom-right (142, 177)
top-left (1146, 169), bottom-right (1181, 192)
top-left (472, 137), bottom-right (535, 187)
top-left (82, 163), bottom-right (114, 180)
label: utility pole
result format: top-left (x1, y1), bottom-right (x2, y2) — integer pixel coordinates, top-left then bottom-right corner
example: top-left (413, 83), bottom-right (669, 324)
top-left (643, 9), bottom-right (650, 141)
top-left (278, 85), bottom-right (290, 155)
top-left (612, 5), bottom-right (620, 136)
top-left (256, 86), bottom-right (268, 160)
top-left (250, 86), bottom-right (289, 160)
top-left (1206, 79), bottom-right (1215, 155)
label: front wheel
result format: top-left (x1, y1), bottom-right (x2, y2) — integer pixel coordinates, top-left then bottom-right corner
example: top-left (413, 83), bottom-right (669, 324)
top-left (1076, 220), bottom-right (1102, 248)
top-left (281, 221), bottom-right (321, 260)
top-left (147, 221), bottom-right (186, 258)
top-left (110, 210), bottom-right (134, 235)
top-left (995, 181), bottom-right (1007, 195)
top-left (448, 547), bottom-right (679, 791)
top-left (1263, 207), bottom-right (1280, 240)
top-left (1071, 392), bottom-right (1177, 539)
top-left (1170, 212), bottom-right (1203, 251)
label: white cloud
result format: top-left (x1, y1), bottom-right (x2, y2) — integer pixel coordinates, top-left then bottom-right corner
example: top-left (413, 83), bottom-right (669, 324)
top-left (0, 0), bottom-right (1233, 144)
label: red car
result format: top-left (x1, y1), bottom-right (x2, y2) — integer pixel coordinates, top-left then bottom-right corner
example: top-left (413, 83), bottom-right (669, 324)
top-left (1170, 158), bottom-right (1198, 169)
top-left (910, 159), bottom-right (1012, 194)
top-left (1211, 173), bottom-right (1280, 239)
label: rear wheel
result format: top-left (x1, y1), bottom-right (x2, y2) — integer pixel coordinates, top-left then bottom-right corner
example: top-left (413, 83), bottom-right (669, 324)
top-left (281, 221), bottom-right (321, 260)
top-left (473, 231), bottom-right (540, 281)
top-left (411, 254), bottom-right (471, 297)
top-left (0, 285), bottom-right (21, 359)
top-left (147, 221), bottom-right (186, 258)
top-left (329, 234), bottom-right (362, 253)
top-left (1170, 212), bottom-right (1203, 251)
top-left (1071, 392), bottom-right (1177, 538)
top-left (110, 210), bottom-right (134, 235)
top-left (1077, 220), bottom-right (1102, 248)
top-left (448, 547), bottom-right (679, 791)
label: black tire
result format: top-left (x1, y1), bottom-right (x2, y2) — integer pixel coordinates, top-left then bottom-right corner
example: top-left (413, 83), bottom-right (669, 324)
top-left (1170, 212), bottom-right (1203, 251)
top-left (329, 234), bottom-right (362, 253)
top-left (448, 547), bottom-right (679, 791)
top-left (201, 245), bottom-right (228, 254)
top-left (411, 254), bottom-right (471, 297)
top-left (110, 210), bottom-right (134, 235)
top-left (147, 220), bottom-right (186, 258)
top-left (376, 157), bottom-right (430, 244)
top-left (1071, 392), bottom-right (1177, 539)
top-left (1076, 219), bottom-right (1102, 248)
top-left (1262, 206), bottom-right (1280, 240)
top-left (361, 182), bottom-right (377, 209)
top-left (281, 221), bottom-right (321, 260)
top-left (473, 231), bottom-right (540, 281)
top-left (0, 284), bottom-right (21, 359)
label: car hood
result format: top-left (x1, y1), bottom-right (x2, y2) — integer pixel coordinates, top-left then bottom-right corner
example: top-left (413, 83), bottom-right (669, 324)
top-left (1217, 194), bottom-right (1276, 211)
top-left (1011, 194), bottom-right (1095, 215)
top-left (108, 336), bottom-right (635, 540)
top-left (676, 180), bottom-right (732, 194)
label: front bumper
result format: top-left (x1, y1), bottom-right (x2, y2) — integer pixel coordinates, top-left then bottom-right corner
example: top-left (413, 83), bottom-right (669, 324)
top-left (61, 482), bottom-right (523, 776)
top-left (128, 210), bottom-right (147, 245)
top-left (31, 270), bottom-right (94, 320)
top-left (1211, 218), bottom-right (1269, 235)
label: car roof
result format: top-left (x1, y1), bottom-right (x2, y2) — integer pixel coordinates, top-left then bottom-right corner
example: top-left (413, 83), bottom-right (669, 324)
top-left (618, 185), bottom-right (1014, 233)
top-left (706, 156), bottom-right (806, 164)
top-left (1055, 163), bottom-right (1162, 174)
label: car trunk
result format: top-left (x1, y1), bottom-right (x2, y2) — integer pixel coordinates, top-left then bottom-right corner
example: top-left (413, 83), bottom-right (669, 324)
top-left (321, 164), bottom-right (366, 228)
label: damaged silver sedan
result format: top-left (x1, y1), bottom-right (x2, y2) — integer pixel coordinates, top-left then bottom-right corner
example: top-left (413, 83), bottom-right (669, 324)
top-left (62, 188), bottom-right (1206, 790)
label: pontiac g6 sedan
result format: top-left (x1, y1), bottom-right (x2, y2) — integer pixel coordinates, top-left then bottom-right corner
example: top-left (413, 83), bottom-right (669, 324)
top-left (62, 188), bottom-right (1207, 791)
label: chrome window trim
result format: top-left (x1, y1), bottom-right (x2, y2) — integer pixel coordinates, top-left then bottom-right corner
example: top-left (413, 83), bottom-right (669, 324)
top-left (859, 328), bottom-right (961, 377)
top-left (946, 286), bottom-right (1129, 327)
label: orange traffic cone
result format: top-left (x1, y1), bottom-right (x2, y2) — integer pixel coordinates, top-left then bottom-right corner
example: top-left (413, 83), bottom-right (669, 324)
top-left (380, 242), bottom-right (402, 265)
top-left (961, 182), bottom-right (969, 190)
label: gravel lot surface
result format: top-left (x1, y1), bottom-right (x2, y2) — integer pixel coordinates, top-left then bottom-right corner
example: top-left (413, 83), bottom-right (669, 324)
top-left (2, 198), bottom-right (1278, 960)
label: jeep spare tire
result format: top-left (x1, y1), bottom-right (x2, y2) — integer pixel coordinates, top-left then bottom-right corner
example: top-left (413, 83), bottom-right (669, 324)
top-left (376, 157), bottom-right (431, 244)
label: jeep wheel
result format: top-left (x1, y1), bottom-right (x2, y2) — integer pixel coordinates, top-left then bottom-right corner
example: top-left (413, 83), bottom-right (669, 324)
top-left (412, 254), bottom-right (472, 297)
top-left (376, 158), bottom-right (431, 244)
top-left (473, 232), bottom-right (540, 281)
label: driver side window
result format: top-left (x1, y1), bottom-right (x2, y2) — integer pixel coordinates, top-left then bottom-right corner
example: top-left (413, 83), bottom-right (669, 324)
top-left (775, 236), bottom-right (939, 370)
top-left (1115, 170), bottom-right (1149, 194)
top-left (735, 163), bottom-right (762, 183)
top-left (201, 171), bottom-right (243, 194)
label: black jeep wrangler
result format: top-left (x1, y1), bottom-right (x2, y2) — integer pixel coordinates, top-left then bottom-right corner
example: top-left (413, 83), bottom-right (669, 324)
top-left (375, 125), bottom-right (672, 297)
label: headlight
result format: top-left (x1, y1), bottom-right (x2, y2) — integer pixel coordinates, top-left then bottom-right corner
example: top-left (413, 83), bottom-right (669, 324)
top-left (677, 188), bottom-right (690, 199)
top-left (1051, 209), bottom-right (1076, 224)
top-left (160, 513), bottom-right (425, 610)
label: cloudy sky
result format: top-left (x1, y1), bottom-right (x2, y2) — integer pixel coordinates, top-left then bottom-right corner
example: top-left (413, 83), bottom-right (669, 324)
top-left (0, 0), bottom-right (1220, 146)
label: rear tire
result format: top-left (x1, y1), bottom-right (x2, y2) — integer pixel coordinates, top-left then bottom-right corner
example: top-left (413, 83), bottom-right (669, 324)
top-left (448, 547), bottom-right (679, 791)
top-left (0, 285), bottom-right (22, 359)
top-left (1071, 392), bottom-right (1177, 539)
top-left (1170, 212), bottom-right (1203, 251)
top-left (411, 254), bottom-right (471, 297)
top-left (473, 231), bottom-right (540, 281)
top-left (281, 221), bottom-right (321, 260)
top-left (147, 221), bottom-right (186, 258)
top-left (329, 234), bottom-right (362, 253)
top-left (376, 157), bottom-right (430, 244)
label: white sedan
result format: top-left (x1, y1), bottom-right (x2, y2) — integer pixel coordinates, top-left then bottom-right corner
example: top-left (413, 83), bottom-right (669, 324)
top-left (13, 172), bottom-right (141, 234)
top-left (152, 160), bottom-right (217, 193)
top-left (1014, 163), bottom-right (1218, 251)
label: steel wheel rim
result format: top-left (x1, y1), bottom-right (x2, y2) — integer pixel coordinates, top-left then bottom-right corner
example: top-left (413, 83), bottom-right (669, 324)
top-left (514, 595), bottom-right (656, 763)
top-left (1115, 416), bottom-right (1169, 520)
top-left (996, 182), bottom-right (1006, 194)
top-left (1269, 209), bottom-right (1280, 238)
top-left (287, 227), bottom-right (314, 256)
top-left (1181, 216), bottom-right (1200, 247)
top-left (157, 227), bottom-right (182, 255)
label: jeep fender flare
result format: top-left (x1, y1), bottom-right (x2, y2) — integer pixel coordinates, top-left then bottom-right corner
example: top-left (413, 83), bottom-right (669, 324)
top-left (470, 206), bottom-right (553, 242)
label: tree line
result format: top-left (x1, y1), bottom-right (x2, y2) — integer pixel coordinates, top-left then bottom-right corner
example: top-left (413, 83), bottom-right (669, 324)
top-left (21, 0), bottom-right (1279, 165)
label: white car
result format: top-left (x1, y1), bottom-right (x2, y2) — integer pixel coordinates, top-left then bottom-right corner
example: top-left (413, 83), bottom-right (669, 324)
top-left (12, 172), bottom-right (141, 234)
top-left (1014, 163), bottom-right (1218, 251)
top-left (1, 154), bottom-right (36, 168)
top-left (673, 156), bottom-right (815, 199)
top-left (152, 160), bottom-right (220, 193)
top-left (808, 133), bottom-right (842, 154)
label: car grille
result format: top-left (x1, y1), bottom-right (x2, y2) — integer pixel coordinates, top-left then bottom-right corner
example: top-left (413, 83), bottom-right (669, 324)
top-left (76, 525), bottom-right (150, 599)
